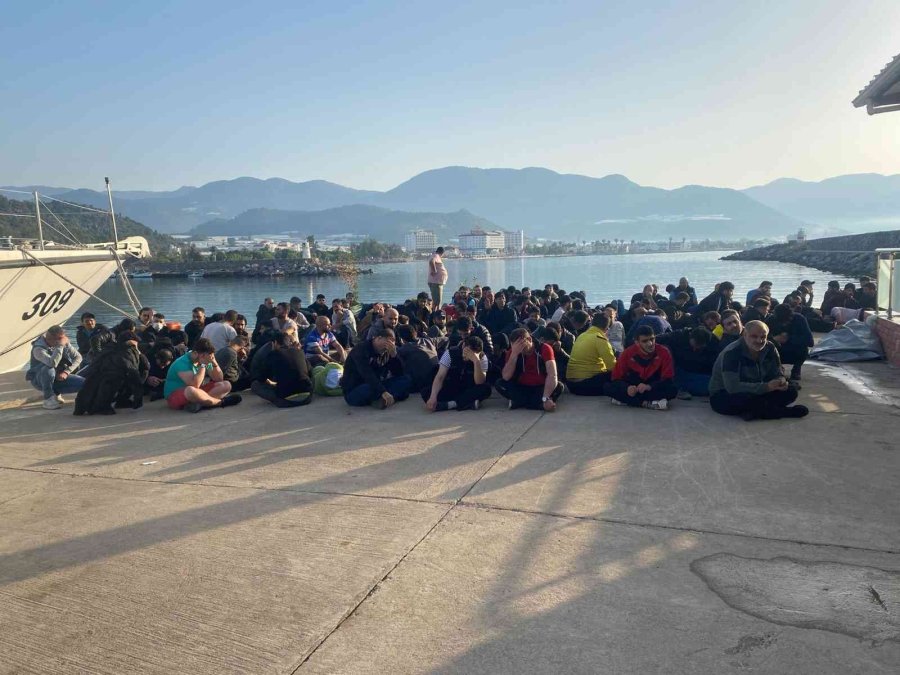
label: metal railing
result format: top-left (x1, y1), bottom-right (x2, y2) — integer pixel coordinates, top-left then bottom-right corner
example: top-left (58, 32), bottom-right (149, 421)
top-left (875, 248), bottom-right (900, 319)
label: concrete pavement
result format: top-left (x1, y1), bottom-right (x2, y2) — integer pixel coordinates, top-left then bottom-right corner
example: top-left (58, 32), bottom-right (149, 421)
top-left (0, 360), bottom-right (897, 673)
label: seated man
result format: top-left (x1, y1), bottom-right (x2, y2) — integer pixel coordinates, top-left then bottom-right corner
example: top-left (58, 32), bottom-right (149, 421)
top-left (164, 337), bottom-right (241, 412)
top-left (216, 335), bottom-right (252, 392)
top-left (145, 348), bottom-right (174, 401)
top-left (423, 335), bottom-right (491, 411)
top-left (251, 331), bottom-right (314, 407)
top-left (304, 316), bottom-right (346, 367)
top-left (625, 308), bottom-right (672, 346)
top-left (74, 331), bottom-right (145, 416)
top-left (603, 325), bottom-right (676, 410)
top-left (709, 320), bottom-right (808, 420)
top-left (495, 327), bottom-right (563, 411)
top-left (25, 325), bottom-right (84, 410)
top-left (564, 312), bottom-right (615, 396)
top-left (766, 304), bottom-right (814, 385)
top-left (656, 326), bottom-right (718, 398)
top-left (396, 324), bottom-right (439, 393)
top-left (341, 328), bottom-right (412, 408)
top-left (718, 311), bottom-right (743, 350)
top-left (75, 312), bottom-right (106, 366)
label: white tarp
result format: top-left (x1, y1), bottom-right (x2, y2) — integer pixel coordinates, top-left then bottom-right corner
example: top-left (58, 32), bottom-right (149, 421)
top-left (809, 318), bottom-right (884, 362)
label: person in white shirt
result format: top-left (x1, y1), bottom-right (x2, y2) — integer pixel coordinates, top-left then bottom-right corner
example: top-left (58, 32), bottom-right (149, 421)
top-left (551, 294), bottom-right (572, 323)
top-left (200, 309), bottom-right (238, 351)
top-left (603, 305), bottom-right (626, 354)
top-left (427, 246), bottom-right (449, 307)
top-left (423, 335), bottom-right (491, 412)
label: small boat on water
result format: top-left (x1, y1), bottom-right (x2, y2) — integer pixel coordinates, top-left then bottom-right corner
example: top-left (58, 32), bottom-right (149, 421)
top-left (0, 183), bottom-right (151, 373)
top-left (188, 271), bottom-right (205, 279)
top-left (128, 271), bottom-right (154, 279)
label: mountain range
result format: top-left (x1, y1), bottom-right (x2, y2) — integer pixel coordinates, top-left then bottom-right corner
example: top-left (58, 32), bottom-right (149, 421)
top-left (5, 168), bottom-right (898, 242)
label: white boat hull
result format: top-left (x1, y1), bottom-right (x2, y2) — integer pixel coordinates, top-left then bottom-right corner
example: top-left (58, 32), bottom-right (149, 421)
top-left (0, 238), bottom-right (148, 374)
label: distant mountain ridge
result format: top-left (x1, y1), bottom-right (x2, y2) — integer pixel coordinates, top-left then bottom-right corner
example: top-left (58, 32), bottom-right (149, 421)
top-left (2, 166), bottom-right (829, 239)
top-left (192, 205), bottom-right (498, 242)
top-left (742, 173), bottom-right (900, 233)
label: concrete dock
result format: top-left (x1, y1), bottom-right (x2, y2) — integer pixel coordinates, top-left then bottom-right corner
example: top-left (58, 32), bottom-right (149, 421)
top-left (0, 361), bottom-right (898, 673)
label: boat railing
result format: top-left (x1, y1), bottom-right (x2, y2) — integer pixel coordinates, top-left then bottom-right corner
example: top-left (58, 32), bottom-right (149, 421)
top-left (875, 248), bottom-right (900, 319)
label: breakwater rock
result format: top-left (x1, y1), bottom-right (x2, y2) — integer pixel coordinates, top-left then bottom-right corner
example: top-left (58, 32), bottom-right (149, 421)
top-left (130, 260), bottom-right (372, 278)
top-left (722, 230), bottom-right (900, 278)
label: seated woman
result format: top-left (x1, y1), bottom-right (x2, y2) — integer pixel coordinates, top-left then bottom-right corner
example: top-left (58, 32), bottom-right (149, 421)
top-left (709, 320), bottom-right (808, 420)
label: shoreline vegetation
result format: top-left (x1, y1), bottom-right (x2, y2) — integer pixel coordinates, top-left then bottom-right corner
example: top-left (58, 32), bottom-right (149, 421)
top-left (722, 230), bottom-right (900, 278)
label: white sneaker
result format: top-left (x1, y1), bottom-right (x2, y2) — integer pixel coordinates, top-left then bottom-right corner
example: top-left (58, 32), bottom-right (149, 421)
top-left (648, 399), bottom-right (668, 411)
top-left (55, 394), bottom-right (66, 404)
top-left (42, 397), bottom-right (62, 410)
top-left (609, 398), bottom-right (625, 406)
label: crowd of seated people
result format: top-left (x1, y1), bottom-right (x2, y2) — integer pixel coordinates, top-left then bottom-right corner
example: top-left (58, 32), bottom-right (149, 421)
top-left (26, 275), bottom-right (881, 419)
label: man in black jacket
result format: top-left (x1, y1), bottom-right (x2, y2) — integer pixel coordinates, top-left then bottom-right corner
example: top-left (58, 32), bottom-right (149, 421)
top-left (479, 291), bottom-right (518, 338)
top-left (448, 313), bottom-right (494, 357)
top-left (250, 332), bottom-right (313, 408)
top-left (656, 326), bottom-right (718, 399)
top-left (341, 328), bottom-right (412, 408)
top-left (74, 331), bottom-right (145, 416)
top-left (184, 307), bottom-right (207, 350)
top-left (698, 281), bottom-right (736, 314)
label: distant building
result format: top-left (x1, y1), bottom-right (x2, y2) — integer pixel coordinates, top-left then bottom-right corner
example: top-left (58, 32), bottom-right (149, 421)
top-left (404, 229), bottom-right (437, 252)
top-left (459, 229), bottom-right (506, 255)
top-left (788, 228), bottom-right (807, 243)
top-left (503, 230), bottom-right (525, 252)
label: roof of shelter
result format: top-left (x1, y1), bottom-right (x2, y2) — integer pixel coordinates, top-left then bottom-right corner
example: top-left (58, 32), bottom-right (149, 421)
top-left (852, 52), bottom-right (900, 114)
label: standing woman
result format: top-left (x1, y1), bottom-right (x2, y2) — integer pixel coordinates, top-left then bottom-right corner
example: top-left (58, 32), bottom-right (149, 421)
top-left (428, 246), bottom-right (449, 307)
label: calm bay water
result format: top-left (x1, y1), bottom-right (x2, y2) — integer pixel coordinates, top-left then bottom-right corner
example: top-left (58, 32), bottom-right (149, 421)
top-left (81, 251), bottom-right (855, 327)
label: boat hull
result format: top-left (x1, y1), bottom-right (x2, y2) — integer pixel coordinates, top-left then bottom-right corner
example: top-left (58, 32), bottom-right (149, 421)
top-left (0, 247), bottom-right (135, 373)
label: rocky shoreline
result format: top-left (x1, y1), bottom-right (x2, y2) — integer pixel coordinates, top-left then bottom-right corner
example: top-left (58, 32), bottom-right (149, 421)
top-left (722, 229), bottom-right (900, 278)
top-left (128, 260), bottom-right (372, 278)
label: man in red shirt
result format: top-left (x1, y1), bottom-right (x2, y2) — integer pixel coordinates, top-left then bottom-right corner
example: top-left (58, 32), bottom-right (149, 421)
top-left (603, 325), bottom-right (677, 410)
top-left (495, 327), bottom-right (563, 411)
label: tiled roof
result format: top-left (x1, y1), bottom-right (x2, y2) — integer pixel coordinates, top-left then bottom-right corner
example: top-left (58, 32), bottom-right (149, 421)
top-left (852, 52), bottom-right (900, 111)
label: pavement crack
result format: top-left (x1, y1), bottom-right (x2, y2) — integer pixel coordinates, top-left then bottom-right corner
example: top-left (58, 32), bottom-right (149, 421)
top-left (869, 585), bottom-right (888, 611)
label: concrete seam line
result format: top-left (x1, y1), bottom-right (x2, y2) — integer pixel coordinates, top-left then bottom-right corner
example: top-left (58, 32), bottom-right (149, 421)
top-left (289, 412), bottom-right (546, 672)
top-left (455, 501), bottom-right (900, 556)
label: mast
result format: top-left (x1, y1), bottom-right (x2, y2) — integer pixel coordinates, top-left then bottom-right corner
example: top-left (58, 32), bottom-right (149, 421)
top-left (105, 177), bottom-right (119, 245)
top-left (33, 191), bottom-right (44, 250)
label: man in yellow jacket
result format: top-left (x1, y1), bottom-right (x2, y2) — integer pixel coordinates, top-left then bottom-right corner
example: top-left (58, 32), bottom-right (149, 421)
top-left (564, 313), bottom-right (617, 396)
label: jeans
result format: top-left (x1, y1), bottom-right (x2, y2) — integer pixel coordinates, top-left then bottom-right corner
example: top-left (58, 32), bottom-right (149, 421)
top-left (603, 379), bottom-right (677, 407)
top-left (710, 387), bottom-right (799, 418)
top-left (28, 366), bottom-right (85, 399)
top-left (428, 283), bottom-right (443, 307)
top-left (495, 379), bottom-right (564, 410)
top-left (566, 372), bottom-right (610, 396)
top-left (673, 369), bottom-right (711, 396)
top-left (344, 375), bottom-right (413, 407)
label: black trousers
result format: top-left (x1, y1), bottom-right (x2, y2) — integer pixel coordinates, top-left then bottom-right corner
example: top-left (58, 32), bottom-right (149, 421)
top-left (566, 372), bottom-right (610, 396)
top-left (421, 380), bottom-right (492, 410)
top-left (495, 379), bottom-right (564, 410)
top-left (603, 379), bottom-right (677, 407)
top-left (776, 344), bottom-right (808, 379)
top-left (710, 386), bottom-right (799, 418)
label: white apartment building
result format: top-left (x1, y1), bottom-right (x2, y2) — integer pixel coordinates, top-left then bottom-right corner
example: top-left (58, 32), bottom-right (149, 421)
top-left (458, 229), bottom-right (506, 254)
top-left (404, 229), bottom-right (437, 252)
top-left (503, 230), bottom-right (525, 252)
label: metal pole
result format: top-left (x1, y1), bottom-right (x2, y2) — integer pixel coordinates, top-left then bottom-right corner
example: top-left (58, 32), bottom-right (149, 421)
top-left (33, 191), bottom-right (44, 250)
top-left (105, 177), bottom-right (119, 246)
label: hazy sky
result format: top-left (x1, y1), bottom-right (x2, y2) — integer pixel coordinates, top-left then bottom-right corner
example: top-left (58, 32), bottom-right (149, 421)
top-left (2, 0), bottom-right (899, 192)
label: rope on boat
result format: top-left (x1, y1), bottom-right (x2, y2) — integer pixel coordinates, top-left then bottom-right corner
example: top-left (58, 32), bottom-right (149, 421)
top-left (39, 198), bottom-right (84, 247)
top-left (111, 247), bottom-right (142, 315)
top-left (18, 248), bottom-right (140, 321)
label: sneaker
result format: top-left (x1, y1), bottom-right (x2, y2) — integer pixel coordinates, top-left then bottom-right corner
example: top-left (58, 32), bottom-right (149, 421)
top-left (782, 404), bottom-right (809, 418)
top-left (647, 399), bottom-right (668, 411)
top-left (609, 398), bottom-right (625, 406)
top-left (472, 400), bottom-right (481, 410)
top-left (220, 394), bottom-right (242, 408)
top-left (371, 397), bottom-right (388, 410)
top-left (676, 390), bottom-right (692, 401)
top-left (55, 394), bottom-right (65, 404)
top-left (42, 397), bottom-right (62, 410)
top-left (184, 402), bottom-right (202, 413)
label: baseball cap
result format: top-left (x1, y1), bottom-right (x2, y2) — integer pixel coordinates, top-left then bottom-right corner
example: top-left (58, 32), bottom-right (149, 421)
top-left (432, 309), bottom-right (446, 319)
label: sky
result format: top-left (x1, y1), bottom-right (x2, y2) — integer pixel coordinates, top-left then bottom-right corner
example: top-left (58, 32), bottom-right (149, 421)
top-left (2, 0), bottom-right (899, 192)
